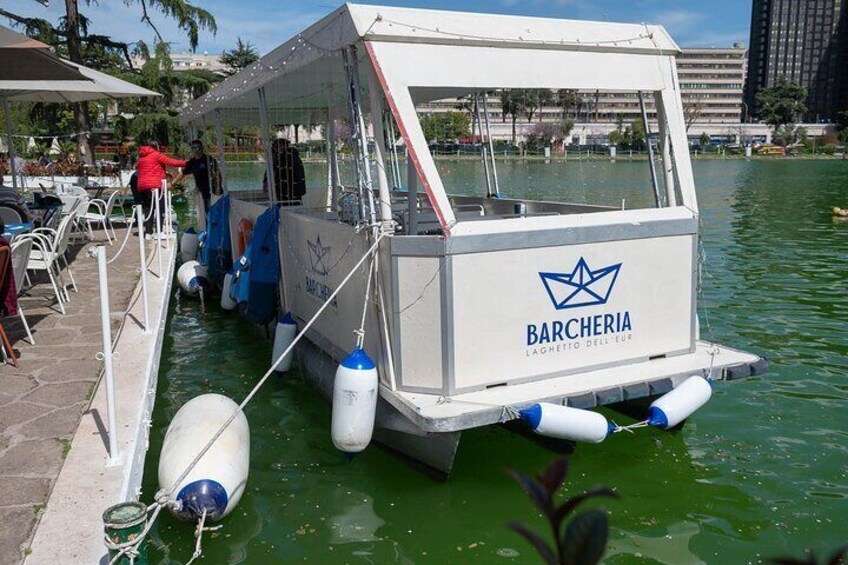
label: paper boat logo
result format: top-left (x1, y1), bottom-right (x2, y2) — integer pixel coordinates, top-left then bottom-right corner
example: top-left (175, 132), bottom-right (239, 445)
top-left (308, 235), bottom-right (331, 276)
top-left (539, 257), bottom-right (621, 310)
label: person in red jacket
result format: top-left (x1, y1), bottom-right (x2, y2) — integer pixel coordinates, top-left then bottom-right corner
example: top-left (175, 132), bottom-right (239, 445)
top-left (135, 140), bottom-right (186, 231)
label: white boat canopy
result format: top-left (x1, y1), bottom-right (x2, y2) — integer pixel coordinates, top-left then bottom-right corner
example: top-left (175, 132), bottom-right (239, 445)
top-left (180, 3), bottom-right (696, 235)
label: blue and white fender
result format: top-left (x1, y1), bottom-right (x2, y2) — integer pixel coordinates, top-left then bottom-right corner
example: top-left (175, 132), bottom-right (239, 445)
top-left (520, 403), bottom-right (612, 443)
top-left (272, 313), bottom-right (297, 372)
top-left (158, 394), bottom-right (250, 522)
top-left (331, 348), bottom-right (378, 453)
top-left (220, 271), bottom-right (236, 311)
top-left (648, 375), bottom-right (713, 429)
top-left (177, 260), bottom-right (209, 296)
top-left (180, 228), bottom-right (199, 264)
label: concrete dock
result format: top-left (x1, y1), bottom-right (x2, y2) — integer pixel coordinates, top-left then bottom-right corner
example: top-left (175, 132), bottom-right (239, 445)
top-left (0, 226), bottom-right (175, 564)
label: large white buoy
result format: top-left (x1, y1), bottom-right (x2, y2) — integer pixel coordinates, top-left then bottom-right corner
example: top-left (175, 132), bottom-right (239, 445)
top-left (158, 394), bottom-right (250, 522)
top-left (177, 260), bottom-right (209, 296)
top-left (520, 403), bottom-right (611, 443)
top-left (272, 313), bottom-right (297, 372)
top-left (331, 348), bottom-right (378, 453)
top-left (648, 375), bottom-right (713, 429)
top-left (180, 228), bottom-right (199, 264)
top-left (220, 272), bottom-right (236, 311)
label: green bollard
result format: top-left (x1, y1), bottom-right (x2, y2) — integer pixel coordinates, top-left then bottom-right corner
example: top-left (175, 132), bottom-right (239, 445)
top-left (103, 501), bottom-right (149, 565)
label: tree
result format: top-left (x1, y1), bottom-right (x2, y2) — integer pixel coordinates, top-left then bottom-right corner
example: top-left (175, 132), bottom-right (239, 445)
top-left (684, 99), bottom-right (703, 132)
top-left (526, 120), bottom-right (574, 153)
top-left (556, 89), bottom-right (581, 120)
top-left (220, 37), bottom-right (259, 74)
top-left (420, 111), bottom-right (470, 142)
top-left (755, 77), bottom-right (807, 144)
top-left (500, 90), bottom-right (522, 143)
top-left (699, 132), bottom-right (711, 147)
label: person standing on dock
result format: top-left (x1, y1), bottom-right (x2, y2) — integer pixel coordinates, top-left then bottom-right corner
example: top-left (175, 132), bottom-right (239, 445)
top-left (174, 140), bottom-right (221, 213)
top-left (136, 140), bottom-right (186, 231)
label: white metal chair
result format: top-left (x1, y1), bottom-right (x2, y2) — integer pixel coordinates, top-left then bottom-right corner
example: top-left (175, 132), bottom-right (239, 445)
top-left (80, 190), bottom-right (121, 244)
top-left (10, 238), bottom-right (35, 344)
top-left (18, 214), bottom-right (77, 314)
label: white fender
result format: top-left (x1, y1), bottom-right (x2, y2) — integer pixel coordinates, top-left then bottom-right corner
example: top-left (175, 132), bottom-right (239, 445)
top-left (180, 229), bottom-right (199, 263)
top-left (177, 260), bottom-right (209, 296)
top-left (158, 394), bottom-right (249, 522)
top-left (648, 375), bottom-right (713, 429)
top-left (272, 313), bottom-right (297, 372)
top-left (520, 403), bottom-right (611, 443)
top-left (331, 348), bottom-right (378, 453)
top-left (220, 272), bottom-right (236, 311)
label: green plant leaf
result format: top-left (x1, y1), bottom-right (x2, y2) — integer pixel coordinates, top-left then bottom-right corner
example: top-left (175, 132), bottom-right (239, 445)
top-left (507, 469), bottom-right (554, 519)
top-left (507, 521), bottom-right (557, 565)
top-left (537, 457), bottom-right (569, 496)
top-left (554, 486), bottom-right (617, 528)
top-left (560, 509), bottom-right (609, 565)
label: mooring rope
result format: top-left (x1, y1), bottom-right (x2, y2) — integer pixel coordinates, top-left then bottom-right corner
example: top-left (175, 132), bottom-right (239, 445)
top-left (105, 231), bottom-right (390, 565)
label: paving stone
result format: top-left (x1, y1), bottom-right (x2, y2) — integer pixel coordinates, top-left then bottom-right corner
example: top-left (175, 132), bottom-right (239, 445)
top-left (36, 360), bottom-right (99, 383)
top-left (0, 477), bottom-right (51, 506)
top-left (0, 403), bottom-right (50, 430)
top-left (17, 405), bottom-right (84, 440)
top-left (20, 382), bottom-right (94, 407)
top-left (0, 439), bottom-right (64, 476)
top-left (0, 506), bottom-right (35, 564)
top-left (1, 377), bottom-right (37, 398)
top-left (24, 329), bottom-right (81, 347)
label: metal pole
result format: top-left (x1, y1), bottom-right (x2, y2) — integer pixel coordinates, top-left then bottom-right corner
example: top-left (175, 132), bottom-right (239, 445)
top-left (481, 94), bottom-right (500, 196)
top-left (214, 109), bottom-right (228, 194)
top-left (639, 91), bottom-right (662, 208)
top-left (367, 68), bottom-right (393, 232)
top-left (136, 205), bottom-right (149, 332)
top-left (154, 188), bottom-right (162, 276)
top-left (257, 87), bottom-right (276, 205)
top-left (407, 157), bottom-right (418, 235)
top-left (3, 98), bottom-right (18, 190)
top-left (326, 118), bottom-right (339, 210)
top-left (474, 94), bottom-right (493, 197)
top-left (655, 92), bottom-right (678, 207)
top-left (97, 245), bottom-right (120, 466)
top-left (344, 46), bottom-right (377, 227)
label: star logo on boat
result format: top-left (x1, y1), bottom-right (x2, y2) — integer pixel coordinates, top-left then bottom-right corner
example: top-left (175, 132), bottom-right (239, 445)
top-left (539, 257), bottom-right (621, 310)
top-left (308, 235), bottom-right (331, 276)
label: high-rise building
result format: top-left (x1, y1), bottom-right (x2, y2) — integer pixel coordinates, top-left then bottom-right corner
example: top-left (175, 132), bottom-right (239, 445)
top-left (745, 0), bottom-right (847, 122)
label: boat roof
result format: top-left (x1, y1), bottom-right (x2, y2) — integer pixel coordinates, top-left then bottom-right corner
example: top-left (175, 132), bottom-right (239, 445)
top-left (180, 3), bottom-right (680, 126)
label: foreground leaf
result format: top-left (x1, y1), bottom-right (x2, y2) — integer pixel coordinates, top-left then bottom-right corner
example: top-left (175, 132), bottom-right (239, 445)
top-left (507, 469), bottom-right (554, 519)
top-left (537, 457), bottom-right (569, 496)
top-left (507, 521), bottom-right (557, 565)
top-left (560, 509), bottom-right (609, 565)
top-left (554, 486), bottom-right (617, 528)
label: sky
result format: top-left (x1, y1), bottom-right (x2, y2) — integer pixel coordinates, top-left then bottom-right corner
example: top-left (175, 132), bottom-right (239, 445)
top-left (3, 0), bottom-right (752, 56)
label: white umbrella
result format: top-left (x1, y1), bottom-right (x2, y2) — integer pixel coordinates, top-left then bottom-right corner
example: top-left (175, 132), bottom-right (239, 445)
top-left (27, 136), bottom-right (36, 153)
top-left (49, 137), bottom-right (61, 156)
top-left (0, 24), bottom-right (159, 189)
top-left (0, 135), bottom-right (6, 153)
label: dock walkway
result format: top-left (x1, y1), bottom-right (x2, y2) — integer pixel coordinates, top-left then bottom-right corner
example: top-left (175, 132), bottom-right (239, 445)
top-left (0, 227), bottom-right (168, 564)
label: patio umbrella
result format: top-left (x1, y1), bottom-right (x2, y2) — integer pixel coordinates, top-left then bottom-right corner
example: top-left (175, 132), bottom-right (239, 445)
top-left (27, 136), bottom-right (37, 153)
top-left (0, 26), bottom-right (88, 82)
top-left (0, 24), bottom-right (158, 189)
top-left (49, 137), bottom-right (62, 156)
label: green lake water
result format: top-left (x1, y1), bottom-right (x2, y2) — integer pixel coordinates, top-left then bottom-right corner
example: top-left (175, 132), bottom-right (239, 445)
top-left (141, 159), bottom-right (848, 564)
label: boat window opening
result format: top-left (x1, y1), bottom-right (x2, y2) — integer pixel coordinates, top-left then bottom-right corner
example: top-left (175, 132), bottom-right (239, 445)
top-left (404, 87), bottom-right (677, 233)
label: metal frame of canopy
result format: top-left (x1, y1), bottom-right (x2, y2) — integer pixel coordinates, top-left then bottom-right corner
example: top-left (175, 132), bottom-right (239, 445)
top-left (179, 3), bottom-right (695, 236)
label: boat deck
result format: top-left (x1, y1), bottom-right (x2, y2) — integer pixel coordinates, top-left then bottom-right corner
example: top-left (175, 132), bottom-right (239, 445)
top-left (381, 341), bottom-right (766, 433)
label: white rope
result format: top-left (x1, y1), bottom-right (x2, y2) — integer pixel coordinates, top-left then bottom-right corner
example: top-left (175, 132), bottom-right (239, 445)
top-left (609, 420), bottom-right (650, 434)
top-left (105, 212), bottom-right (138, 265)
top-left (162, 232), bottom-right (386, 502)
top-left (354, 249), bottom-right (377, 349)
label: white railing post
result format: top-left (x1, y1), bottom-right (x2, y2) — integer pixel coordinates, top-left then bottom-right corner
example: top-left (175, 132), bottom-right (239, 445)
top-left (136, 205), bottom-right (150, 332)
top-left (97, 245), bottom-right (120, 466)
top-left (154, 188), bottom-right (163, 276)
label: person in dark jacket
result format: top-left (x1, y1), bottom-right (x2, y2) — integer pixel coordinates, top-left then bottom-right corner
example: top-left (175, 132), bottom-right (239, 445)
top-left (174, 140), bottom-right (221, 213)
top-left (135, 140), bottom-right (186, 231)
top-left (263, 138), bottom-right (306, 204)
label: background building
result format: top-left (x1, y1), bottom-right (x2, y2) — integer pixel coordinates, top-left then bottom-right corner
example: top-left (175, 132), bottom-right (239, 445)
top-left (745, 0), bottom-right (847, 122)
